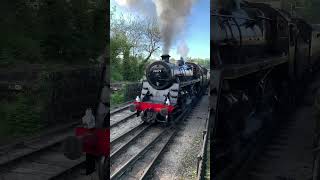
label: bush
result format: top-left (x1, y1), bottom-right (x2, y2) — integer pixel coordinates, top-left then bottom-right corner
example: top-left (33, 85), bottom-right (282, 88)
top-left (9, 95), bottom-right (42, 135)
top-left (0, 73), bottom-right (50, 140)
top-left (1, 93), bottom-right (44, 138)
top-left (111, 90), bottom-right (124, 107)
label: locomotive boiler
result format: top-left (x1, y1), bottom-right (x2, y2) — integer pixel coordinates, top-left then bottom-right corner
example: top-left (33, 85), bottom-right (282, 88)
top-left (212, 0), bottom-right (320, 179)
top-left (130, 55), bottom-right (208, 123)
top-left (146, 55), bottom-right (194, 90)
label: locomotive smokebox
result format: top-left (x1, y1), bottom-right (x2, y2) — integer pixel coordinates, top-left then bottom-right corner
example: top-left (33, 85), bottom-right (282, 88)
top-left (161, 54), bottom-right (170, 63)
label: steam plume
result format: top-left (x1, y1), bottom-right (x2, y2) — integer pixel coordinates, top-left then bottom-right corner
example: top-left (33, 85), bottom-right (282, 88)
top-left (177, 41), bottom-right (189, 58)
top-left (154, 0), bottom-right (196, 54)
top-left (115, 0), bottom-right (196, 55)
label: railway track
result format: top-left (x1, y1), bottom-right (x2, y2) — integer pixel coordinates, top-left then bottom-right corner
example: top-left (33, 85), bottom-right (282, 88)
top-left (56, 97), bottom-right (204, 180)
top-left (110, 109), bottom-right (136, 129)
top-left (110, 101), bottom-right (133, 115)
top-left (51, 103), bottom-right (142, 180)
top-left (0, 102), bottom-right (137, 180)
top-left (110, 101), bottom-right (191, 180)
top-left (0, 97), bottom-right (206, 180)
top-left (0, 122), bottom-right (82, 180)
top-left (110, 125), bottom-right (177, 179)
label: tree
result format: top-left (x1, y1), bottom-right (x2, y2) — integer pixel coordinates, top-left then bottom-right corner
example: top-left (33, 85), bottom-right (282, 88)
top-left (39, 0), bottom-right (73, 61)
top-left (0, 1), bottom-right (43, 64)
top-left (110, 6), bottom-right (161, 82)
top-left (111, 7), bottom-right (161, 62)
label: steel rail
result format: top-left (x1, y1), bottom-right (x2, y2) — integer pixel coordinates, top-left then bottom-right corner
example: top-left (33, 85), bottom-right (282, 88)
top-left (140, 103), bottom-right (195, 180)
top-left (110, 124), bottom-right (152, 160)
top-left (110, 102), bottom-right (131, 115)
top-left (110, 127), bottom-right (173, 180)
top-left (117, 99), bottom-right (194, 180)
top-left (139, 130), bottom-right (177, 180)
top-left (110, 113), bottom-right (136, 128)
top-left (110, 122), bottom-right (145, 145)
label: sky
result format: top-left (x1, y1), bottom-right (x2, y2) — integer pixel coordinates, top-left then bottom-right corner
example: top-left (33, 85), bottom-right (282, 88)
top-left (110, 0), bottom-right (210, 60)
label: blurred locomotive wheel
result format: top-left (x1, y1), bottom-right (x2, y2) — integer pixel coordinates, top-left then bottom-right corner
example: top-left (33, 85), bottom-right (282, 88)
top-left (141, 109), bottom-right (157, 123)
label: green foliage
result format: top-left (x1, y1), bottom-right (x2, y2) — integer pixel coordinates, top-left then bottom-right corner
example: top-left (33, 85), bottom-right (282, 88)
top-left (110, 31), bottom-right (146, 82)
top-left (0, 72), bottom-right (51, 139)
top-left (6, 93), bottom-right (43, 136)
top-left (110, 6), bottom-right (159, 82)
top-left (0, 92), bottom-right (44, 138)
top-left (0, 0), bottom-right (106, 65)
top-left (111, 90), bottom-right (125, 107)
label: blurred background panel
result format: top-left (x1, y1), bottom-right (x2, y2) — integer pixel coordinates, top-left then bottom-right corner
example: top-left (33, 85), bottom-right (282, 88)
top-left (0, 0), bottom-right (106, 146)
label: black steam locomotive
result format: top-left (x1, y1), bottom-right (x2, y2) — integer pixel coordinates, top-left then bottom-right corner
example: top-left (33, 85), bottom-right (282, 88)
top-left (130, 55), bottom-right (208, 123)
top-left (211, 0), bottom-right (320, 179)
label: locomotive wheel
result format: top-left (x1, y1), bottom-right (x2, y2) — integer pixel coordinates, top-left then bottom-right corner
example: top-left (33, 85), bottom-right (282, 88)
top-left (141, 109), bottom-right (157, 123)
top-left (97, 156), bottom-right (110, 180)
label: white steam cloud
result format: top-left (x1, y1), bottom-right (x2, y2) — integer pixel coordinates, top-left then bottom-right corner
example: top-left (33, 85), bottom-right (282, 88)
top-left (177, 41), bottom-right (189, 58)
top-left (154, 0), bottom-right (196, 54)
top-left (115, 0), bottom-right (196, 55)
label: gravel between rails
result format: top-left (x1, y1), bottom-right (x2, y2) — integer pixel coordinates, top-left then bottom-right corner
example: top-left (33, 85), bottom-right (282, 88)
top-left (110, 126), bottom-right (165, 175)
top-left (152, 96), bottom-right (209, 180)
top-left (120, 128), bottom-right (177, 180)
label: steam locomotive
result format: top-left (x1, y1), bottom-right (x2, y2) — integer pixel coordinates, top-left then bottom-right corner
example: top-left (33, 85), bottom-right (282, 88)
top-left (61, 55), bottom-right (208, 180)
top-left (130, 54), bottom-right (208, 123)
top-left (212, 0), bottom-right (320, 178)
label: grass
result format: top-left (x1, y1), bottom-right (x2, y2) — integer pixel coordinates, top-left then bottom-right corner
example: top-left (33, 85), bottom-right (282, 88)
top-left (111, 90), bottom-right (125, 107)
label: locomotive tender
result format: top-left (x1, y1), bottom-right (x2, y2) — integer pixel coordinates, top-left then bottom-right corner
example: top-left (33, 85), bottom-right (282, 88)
top-left (212, 0), bottom-right (320, 178)
top-left (130, 54), bottom-right (208, 123)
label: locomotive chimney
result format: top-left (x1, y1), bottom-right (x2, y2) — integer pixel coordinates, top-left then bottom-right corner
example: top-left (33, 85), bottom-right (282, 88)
top-left (161, 54), bottom-right (170, 63)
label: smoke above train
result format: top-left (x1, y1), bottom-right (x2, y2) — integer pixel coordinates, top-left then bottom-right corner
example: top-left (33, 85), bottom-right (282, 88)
top-left (115, 0), bottom-right (196, 56)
